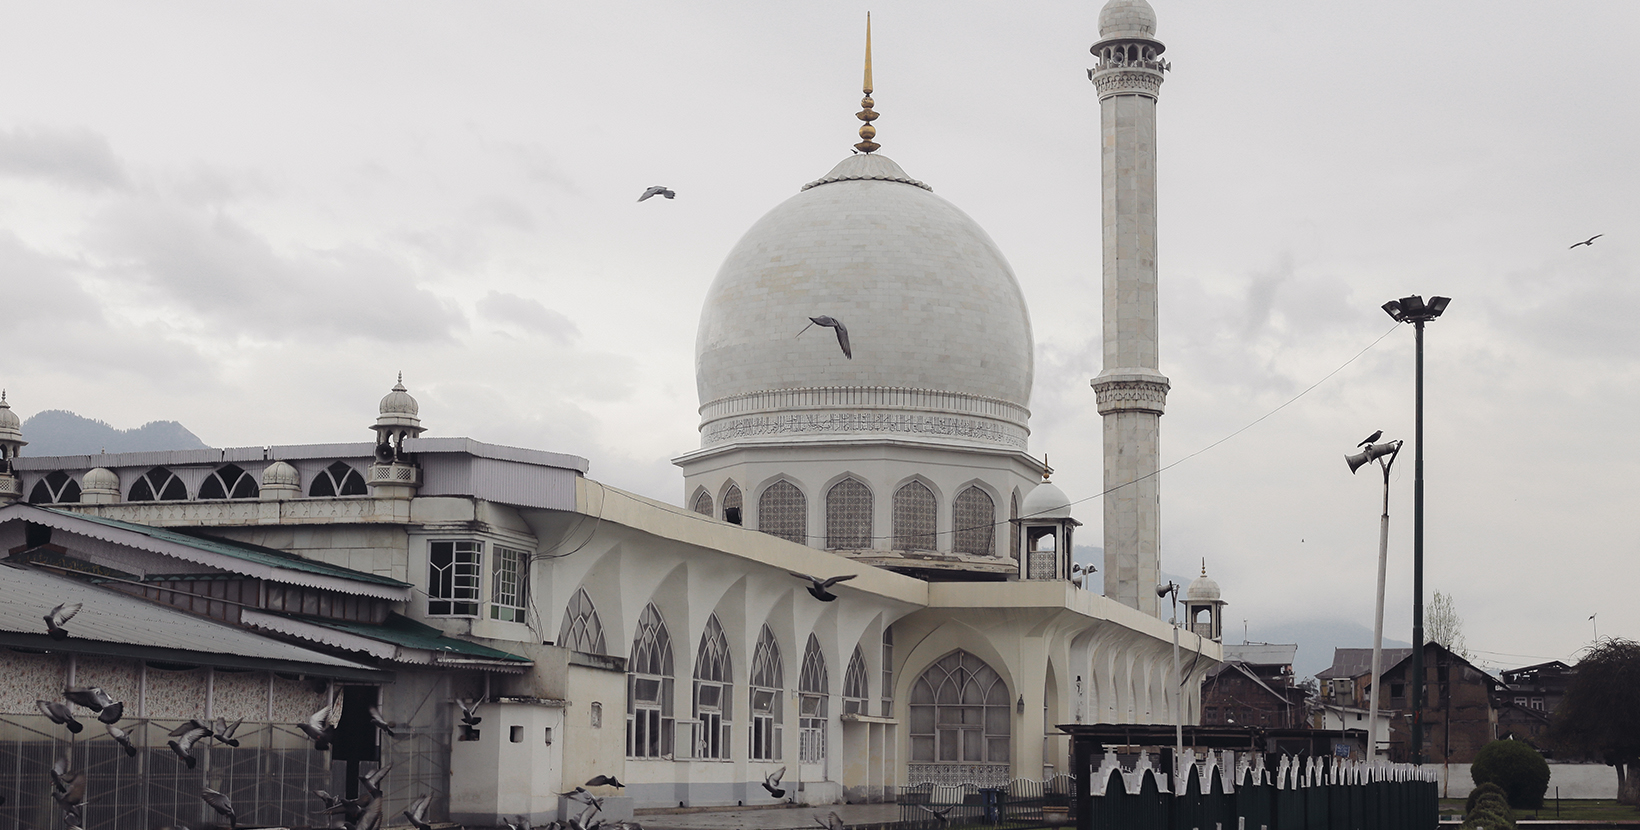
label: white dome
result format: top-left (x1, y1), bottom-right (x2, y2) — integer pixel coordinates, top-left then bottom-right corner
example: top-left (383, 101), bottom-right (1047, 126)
top-left (262, 461), bottom-right (300, 487)
top-left (0, 392), bottom-right (21, 443)
top-left (1186, 572), bottom-right (1221, 602)
top-left (83, 468), bottom-right (119, 492)
top-left (1099, 0), bottom-right (1157, 37)
top-left (375, 376), bottom-right (425, 433)
top-left (1020, 480), bottom-right (1073, 520)
top-left (695, 153), bottom-right (1034, 450)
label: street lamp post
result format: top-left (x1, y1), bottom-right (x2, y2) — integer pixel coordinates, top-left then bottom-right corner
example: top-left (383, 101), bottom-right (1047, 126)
top-left (1381, 294), bottom-right (1450, 765)
top-left (1157, 581), bottom-right (1184, 782)
top-left (1347, 437), bottom-right (1403, 758)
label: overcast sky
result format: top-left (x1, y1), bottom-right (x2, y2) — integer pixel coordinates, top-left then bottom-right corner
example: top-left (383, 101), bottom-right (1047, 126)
top-left (4, 2), bottom-right (1636, 672)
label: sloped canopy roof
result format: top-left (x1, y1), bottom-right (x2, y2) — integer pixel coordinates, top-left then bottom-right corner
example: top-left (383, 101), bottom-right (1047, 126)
top-left (243, 610), bottom-right (532, 673)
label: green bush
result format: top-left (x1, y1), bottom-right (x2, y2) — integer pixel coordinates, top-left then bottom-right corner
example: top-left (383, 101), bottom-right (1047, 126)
top-left (1463, 802), bottom-right (1516, 830)
top-left (1472, 739), bottom-right (1551, 808)
top-left (1466, 782), bottom-right (1508, 815)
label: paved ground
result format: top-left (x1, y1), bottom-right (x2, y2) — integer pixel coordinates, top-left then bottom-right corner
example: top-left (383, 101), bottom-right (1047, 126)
top-left (639, 802), bottom-right (902, 830)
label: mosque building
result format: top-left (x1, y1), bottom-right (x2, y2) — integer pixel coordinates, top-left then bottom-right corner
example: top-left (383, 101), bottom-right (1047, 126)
top-left (0, 1), bottom-right (1226, 826)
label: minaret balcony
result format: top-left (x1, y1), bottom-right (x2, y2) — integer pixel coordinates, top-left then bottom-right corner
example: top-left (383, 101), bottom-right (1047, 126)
top-left (0, 475), bottom-right (20, 501)
top-left (367, 461), bottom-right (422, 488)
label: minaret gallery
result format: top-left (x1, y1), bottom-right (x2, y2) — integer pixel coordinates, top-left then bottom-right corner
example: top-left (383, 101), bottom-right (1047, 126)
top-left (1089, 0), bottom-right (1170, 618)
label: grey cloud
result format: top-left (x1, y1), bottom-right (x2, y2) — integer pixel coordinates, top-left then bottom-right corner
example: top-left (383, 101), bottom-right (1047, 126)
top-left (477, 291), bottom-right (579, 343)
top-left (0, 125), bottom-right (128, 191)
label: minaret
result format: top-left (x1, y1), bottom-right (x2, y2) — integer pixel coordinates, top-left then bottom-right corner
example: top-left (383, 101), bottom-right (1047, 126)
top-left (1088, 0), bottom-right (1170, 617)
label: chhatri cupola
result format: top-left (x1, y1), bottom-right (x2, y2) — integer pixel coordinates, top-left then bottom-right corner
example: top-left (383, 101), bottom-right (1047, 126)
top-left (367, 374), bottom-right (426, 499)
top-left (0, 391), bottom-right (25, 503)
top-left (674, 17), bottom-right (1059, 581)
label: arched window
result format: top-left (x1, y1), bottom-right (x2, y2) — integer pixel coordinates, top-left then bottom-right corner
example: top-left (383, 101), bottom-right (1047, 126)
top-left (627, 603), bottom-right (674, 758)
top-left (825, 478), bottom-right (872, 550)
top-left (909, 651), bottom-right (1010, 769)
top-left (557, 588), bottom-right (606, 654)
top-left (749, 625), bottom-right (783, 761)
top-left (694, 615), bottom-right (732, 760)
top-left (722, 483), bottom-right (743, 525)
top-left (952, 487), bottom-right (996, 556)
top-left (1009, 491), bottom-right (1021, 561)
top-left (799, 634), bottom-right (829, 762)
top-left (843, 645), bottom-right (869, 715)
top-left (892, 481), bottom-right (936, 551)
top-left (28, 471), bottom-right (80, 504)
top-left (128, 467), bottom-right (186, 502)
top-left (758, 481), bottom-right (807, 545)
top-left (692, 489), bottom-right (713, 517)
top-left (309, 461), bottom-right (367, 497)
top-left (198, 464), bottom-right (259, 500)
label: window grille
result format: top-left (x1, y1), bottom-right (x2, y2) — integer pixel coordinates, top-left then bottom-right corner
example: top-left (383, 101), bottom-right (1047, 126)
top-left (799, 634), bottom-right (828, 762)
top-left (489, 546), bottom-right (529, 623)
top-left (309, 461), bottom-right (367, 497)
top-left (909, 650), bottom-right (1011, 765)
top-left (722, 484), bottom-right (743, 525)
top-left (952, 487), bottom-right (996, 556)
top-left (692, 489), bottom-right (713, 517)
top-left (558, 588), bottom-right (607, 654)
top-left (199, 463), bottom-right (260, 500)
top-left (893, 481), bottom-right (937, 551)
top-left (758, 481), bottom-right (807, 545)
top-left (129, 466), bottom-right (187, 501)
top-left (427, 540), bottom-right (482, 616)
top-left (693, 615), bottom-right (732, 759)
top-left (843, 645), bottom-right (868, 715)
top-left (750, 625), bottom-right (783, 761)
top-left (28, 470), bottom-right (81, 504)
top-left (627, 604), bottom-right (674, 758)
top-left (825, 478), bottom-right (872, 549)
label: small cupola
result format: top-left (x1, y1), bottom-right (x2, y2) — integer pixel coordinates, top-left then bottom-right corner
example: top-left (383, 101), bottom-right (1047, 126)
top-left (1015, 464), bottom-right (1083, 581)
top-left (368, 374), bottom-right (425, 499)
top-left (1183, 560), bottom-right (1226, 641)
top-left (0, 391), bottom-right (27, 503)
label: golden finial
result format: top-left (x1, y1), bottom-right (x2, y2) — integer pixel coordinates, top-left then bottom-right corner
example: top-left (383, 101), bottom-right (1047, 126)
top-left (855, 12), bottom-right (880, 154)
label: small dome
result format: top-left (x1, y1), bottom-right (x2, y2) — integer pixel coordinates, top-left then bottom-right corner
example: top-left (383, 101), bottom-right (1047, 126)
top-left (379, 377), bottom-right (419, 418)
top-left (0, 391), bottom-right (22, 443)
top-left (1099, 0), bottom-right (1157, 38)
top-left (1186, 568), bottom-right (1221, 602)
top-left (1020, 479), bottom-right (1073, 520)
top-left (83, 468), bottom-right (119, 492)
top-left (375, 375), bottom-right (426, 435)
top-left (262, 461), bottom-right (300, 487)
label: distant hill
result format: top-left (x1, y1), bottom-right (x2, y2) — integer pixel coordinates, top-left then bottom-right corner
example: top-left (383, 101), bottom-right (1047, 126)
top-left (21, 410), bottom-right (209, 456)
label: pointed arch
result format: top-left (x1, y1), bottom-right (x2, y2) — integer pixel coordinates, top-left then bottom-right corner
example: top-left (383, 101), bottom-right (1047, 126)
top-left (558, 588), bottom-right (606, 654)
top-left (691, 487), bottom-right (713, 517)
top-left (892, 480), bottom-right (937, 551)
top-left (129, 466), bottom-right (187, 502)
top-left (749, 624), bottom-right (784, 761)
top-left (824, 477), bottom-right (873, 550)
top-left (693, 614), bottom-right (732, 759)
top-left (1009, 490), bottom-right (1021, 561)
top-left (843, 645), bottom-right (869, 715)
top-left (722, 482), bottom-right (743, 525)
top-left (626, 603), bottom-right (674, 758)
top-left (199, 463), bottom-right (259, 500)
top-left (799, 633), bottom-right (829, 762)
top-left (309, 461), bottom-right (366, 497)
top-left (952, 485), bottom-right (996, 556)
top-left (758, 479), bottom-right (807, 544)
top-left (28, 470), bottom-right (80, 504)
top-left (909, 650), bottom-right (1010, 769)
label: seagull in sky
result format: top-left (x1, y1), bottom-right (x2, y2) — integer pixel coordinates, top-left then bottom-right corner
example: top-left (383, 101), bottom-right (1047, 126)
top-left (796, 316), bottom-right (852, 359)
top-left (638, 186), bottom-right (675, 202)
top-left (1357, 430), bottom-right (1383, 448)
top-left (1570, 234), bottom-right (1603, 249)
top-left (790, 572), bottom-right (858, 602)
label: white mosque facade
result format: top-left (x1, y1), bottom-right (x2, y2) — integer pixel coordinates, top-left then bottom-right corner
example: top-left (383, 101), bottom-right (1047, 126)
top-left (0, 1), bottom-right (1224, 826)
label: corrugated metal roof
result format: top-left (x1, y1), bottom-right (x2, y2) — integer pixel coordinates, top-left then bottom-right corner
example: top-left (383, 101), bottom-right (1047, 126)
top-left (242, 611), bottom-right (531, 673)
top-left (1222, 643), bottom-right (1297, 666)
top-left (288, 613), bottom-right (529, 662)
top-left (6, 505), bottom-right (410, 597)
top-left (1317, 647), bottom-right (1412, 679)
top-left (0, 563), bottom-right (378, 674)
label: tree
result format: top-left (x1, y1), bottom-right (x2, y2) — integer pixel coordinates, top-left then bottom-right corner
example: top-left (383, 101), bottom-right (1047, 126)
top-left (1427, 591), bottom-right (1471, 660)
top-left (1471, 739), bottom-right (1550, 808)
top-left (1550, 638), bottom-right (1640, 804)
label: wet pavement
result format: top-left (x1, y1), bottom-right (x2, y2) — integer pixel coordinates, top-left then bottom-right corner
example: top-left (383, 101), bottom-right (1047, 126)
top-left (639, 802), bottom-right (902, 830)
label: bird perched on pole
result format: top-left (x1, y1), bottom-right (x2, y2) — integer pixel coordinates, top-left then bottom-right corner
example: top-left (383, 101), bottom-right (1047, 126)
top-left (1357, 430), bottom-right (1383, 448)
top-left (796, 316), bottom-right (852, 359)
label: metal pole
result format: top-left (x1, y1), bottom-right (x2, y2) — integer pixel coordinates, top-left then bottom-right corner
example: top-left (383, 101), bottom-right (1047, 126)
top-left (1171, 587), bottom-right (1184, 783)
top-left (1368, 458), bottom-right (1391, 758)
top-left (1411, 319), bottom-right (1426, 766)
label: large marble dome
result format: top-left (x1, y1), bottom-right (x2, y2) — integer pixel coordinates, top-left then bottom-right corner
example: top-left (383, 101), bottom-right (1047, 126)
top-left (694, 153), bottom-right (1034, 450)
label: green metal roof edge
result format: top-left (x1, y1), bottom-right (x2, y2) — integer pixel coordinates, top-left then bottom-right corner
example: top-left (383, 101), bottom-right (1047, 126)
top-left (38, 507), bottom-right (412, 588)
top-left (292, 613), bottom-right (531, 662)
top-left (0, 631), bottom-right (390, 683)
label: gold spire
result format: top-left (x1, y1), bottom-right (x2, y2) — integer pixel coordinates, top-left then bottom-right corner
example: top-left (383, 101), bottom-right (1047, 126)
top-left (855, 12), bottom-right (880, 154)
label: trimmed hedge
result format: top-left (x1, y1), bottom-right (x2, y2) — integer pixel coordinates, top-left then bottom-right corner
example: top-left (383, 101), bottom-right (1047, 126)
top-left (1472, 739), bottom-right (1551, 809)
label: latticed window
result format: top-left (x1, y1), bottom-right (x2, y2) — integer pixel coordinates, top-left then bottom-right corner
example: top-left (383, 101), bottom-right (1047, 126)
top-left (799, 634), bottom-right (829, 763)
top-left (882, 628), bottom-right (894, 717)
top-left (128, 466), bottom-right (187, 501)
top-left (1010, 491), bottom-right (1021, 561)
top-left (558, 588), bottom-right (606, 654)
top-left (428, 540), bottom-right (482, 616)
top-left (28, 470), bottom-right (81, 504)
top-left (694, 615), bottom-right (733, 760)
top-left (825, 478), bottom-right (873, 549)
top-left (750, 625), bottom-right (783, 761)
top-left (627, 604), bottom-right (674, 758)
top-left (892, 481), bottom-right (937, 551)
top-left (490, 546), bottom-right (529, 623)
top-left (692, 489), bottom-right (713, 517)
top-left (723, 483), bottom-right (743, 525)
top-left (309, 460), bottom-right (367, 497)
top-left (843, 645), bottom-right (869, 715)
top-left (199, 463), bottom-right (259, 500)
top-left (909, 650), bottom-right (1011, 765)
top-left (952, 487), bottom-right (996, 556)
top-left (758, 480), bottom-right (807, 545)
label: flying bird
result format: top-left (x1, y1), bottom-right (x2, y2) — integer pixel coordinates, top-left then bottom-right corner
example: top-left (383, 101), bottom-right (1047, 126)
top-left (360, 763), bottom-right (393, 798)
top-left (916, 805), bottom-right (955, 826)
top-left (44, 602), bottom-right (81, 640)
top-left (299, 697), bottom-right (343, 750)
top-left (354, 796), bottom-right (385, 830)
top-left (403, 794), bottom-right (434, 830)
top-left (1357, 429), bottom-right (1383, 448)
top-left (1570, 234), bottom-right (1603, 249)
top-left (790, 572), bottom-right (858, 602)
top-left (202, 787), bottom-right (236, 830)
top-left (368, 704), bottom-right (397, 737)
top-left (214, 718), bottom-right (243, 747)
top-left (638, 186), bottom-right (676, 202)
top-left (107, 723), bottom-right (139, 757)
top-left (37, 700), bottom-right (84, 733)
top-left (796, 316), bottom-right (852, 359)
top-left (168, 722), bottom-right (212, 769)
top-left (761, 766), bottom-right (787, 799)
top-left (814, 811), bottom-right (846, 830)
top-left (63, 686), bottom-right (115, 713)
top-left (457, 697), bottom-right (484, 726)
top-left (585, 775), bottom-right (625, 788)
top-left (51, 757), bottom-right (86, 807)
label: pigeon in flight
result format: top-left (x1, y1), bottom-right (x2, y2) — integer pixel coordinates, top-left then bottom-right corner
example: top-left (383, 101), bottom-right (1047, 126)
top-left (1570, 234), bottom-right (1603, 249)
top-left (107, 723), bottom-right (139, 757)
top-left (790, 572), bottom-right (858, 602)
top-left (814, 811), bottom-right (846, 830)
top-left (916, 806), bottom-right (955, 826)
top-left (168, 722), bottom-right (212, 769)
top-left (37, 700), bottom-right (83, 733)
top-left (638, 186), bottom-right (676, 202)
top-left (796, 316), bottom-right (852, 359)
top-left (762, 766), bottom-right (787, 799)
top-left (201, 787), bottom-right (236, 830)
top-left (360, 763), bottom-right (393, 798)
top-left (65, 686), bottom-right (124, 724)
top-left (214, 718), bottom-right (243, 747)
top-left (403, 795), bottom-right (435, 830)
top-left (44, 602), bottom-right (81, 640)
top-left (299, 698), bottom-right (342, 751)
top-left (585, 775), bottom-right (625, 788)
top-left (368, 704), bottom-right (397, 737)
top-left (1357, 429), bottom-right (1383, 448)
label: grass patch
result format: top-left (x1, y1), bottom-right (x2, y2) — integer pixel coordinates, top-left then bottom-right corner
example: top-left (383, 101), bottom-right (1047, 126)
top-left (1441, 798), bottom-right (1640, 821)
